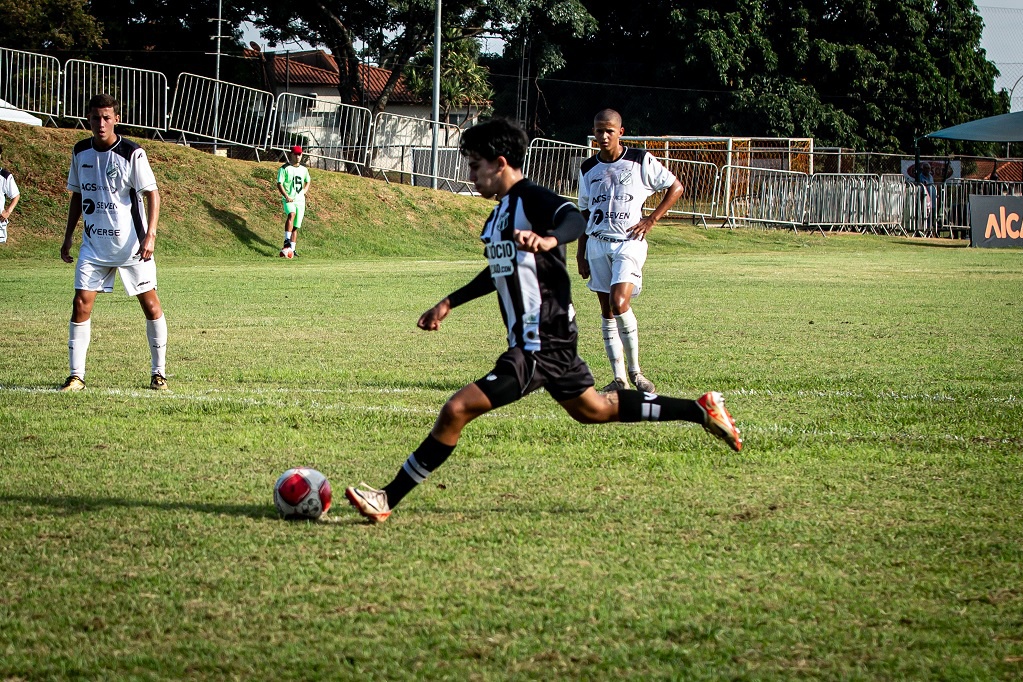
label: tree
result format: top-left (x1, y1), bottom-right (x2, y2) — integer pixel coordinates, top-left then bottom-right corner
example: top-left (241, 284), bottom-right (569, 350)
top-left (513, 0), bottom-right (1004, 152)
top-left (245, 0), bottom-right (500, 117)
top-left (404, 29), bottom-right (495, 134)
top-left (86, 0), bottom-right (254, 85)
top-left (0, 0), bottom-right (104, 53)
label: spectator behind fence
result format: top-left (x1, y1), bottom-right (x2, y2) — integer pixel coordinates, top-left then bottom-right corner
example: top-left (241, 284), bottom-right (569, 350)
top-left (0, 145), bottom-right (22, 244)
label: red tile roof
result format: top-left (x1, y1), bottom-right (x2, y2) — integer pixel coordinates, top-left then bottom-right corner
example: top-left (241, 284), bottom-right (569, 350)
top-left (245, 48), bottom-right (420, 104)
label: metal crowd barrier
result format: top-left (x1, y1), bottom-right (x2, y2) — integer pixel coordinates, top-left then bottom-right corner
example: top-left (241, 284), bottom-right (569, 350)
top-left (64, 60), bottom-right (169, 131)
top-left (523, 138), bottom-right (590, 201)
top-left (367, 111), bottom-right (467, 189)
top-left (660, 158), bottom-right (721, 226)
top-left (718, 165), bottom-right (809, 230)
top-left (522, 139), bottom-right (721, 226)
top-left (169, 73), bottom-right (275, 152)
top-left (878, 175), bottom-right (910, 236)
top-left (0, 47), bottom-right (61, 120)
top-left (269, 93), bottom-right (372, 172)
top-left (939, 179), bottom-right (1023, 239)
top-left (807, 174), bottom-right (890, 233)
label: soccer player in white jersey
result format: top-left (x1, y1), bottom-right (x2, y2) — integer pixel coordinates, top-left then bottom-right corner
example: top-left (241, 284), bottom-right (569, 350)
top-left (345, 118), bottom-right (741, 523)
top-left (277, 145), bottom-right (311, 258)
top-left (0, 145), bottom-right (21, 244)
top-left (577, 109), bottom-right (684, 395)
top-left (58, 93), bottom-right (168, 392)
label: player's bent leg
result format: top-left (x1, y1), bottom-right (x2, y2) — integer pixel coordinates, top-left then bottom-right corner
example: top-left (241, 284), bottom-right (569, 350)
top-left (348, 383), bottom-right (496, 523)
top-left (559, 387), bottom-right (618, 424)
top-left (433, 382), bottom-right (495, 444)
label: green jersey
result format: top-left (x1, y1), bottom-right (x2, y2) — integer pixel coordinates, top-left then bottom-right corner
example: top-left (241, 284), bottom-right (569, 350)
top-left (278, 163), bottom-right (310, 202)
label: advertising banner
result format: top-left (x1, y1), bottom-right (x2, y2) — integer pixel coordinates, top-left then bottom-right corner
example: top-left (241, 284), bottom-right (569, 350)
top-left (969, 195), bottom-right (1023, 248)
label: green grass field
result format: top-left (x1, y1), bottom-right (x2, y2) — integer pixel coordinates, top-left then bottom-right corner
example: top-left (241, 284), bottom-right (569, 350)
top-left (0, 121), bottom-right (1021, 679)
top-left (2, 230), bottom-right (1022, 680)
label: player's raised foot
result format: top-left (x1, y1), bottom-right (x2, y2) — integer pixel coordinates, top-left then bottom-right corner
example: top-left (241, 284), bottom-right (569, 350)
top-left (597, 378), bottom-right (628, 394)
top-left (150, 373), bottom-right (169, 391)
top-left (629, 372), bottom-right (656, 394)
top-left (58, 375), bottom-right (86, 392)
top-left (345, 483), bottom-right (391, 523)
top-left (697, 391), bottom-right (742, 452)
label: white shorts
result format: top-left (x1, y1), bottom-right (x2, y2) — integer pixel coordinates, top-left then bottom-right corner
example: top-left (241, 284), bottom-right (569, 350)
top-left (75, 257), bottom-right (158, 297)
top-left (585, 236), bottom-right (647, 295)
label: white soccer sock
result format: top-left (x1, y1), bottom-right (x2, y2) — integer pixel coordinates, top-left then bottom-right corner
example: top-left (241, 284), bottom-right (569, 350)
top-left (68, 319), bottom-right (91, 379)
top-left (614, 308), bottom-right (641, 375)
top-left (601, 317), bottom-right (628, 382)
top-left (284, 230), bottom-right (293, 246)
top-left (146, 315), bottom-right (167, 377)
top-left (289, 231), bottom-right (297, 251)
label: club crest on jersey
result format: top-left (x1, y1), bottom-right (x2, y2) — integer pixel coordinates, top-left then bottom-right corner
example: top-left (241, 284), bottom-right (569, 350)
top-left (618, 170), bottom-right (633, 185)
top-left (106, 165), bottom-right (119, 181)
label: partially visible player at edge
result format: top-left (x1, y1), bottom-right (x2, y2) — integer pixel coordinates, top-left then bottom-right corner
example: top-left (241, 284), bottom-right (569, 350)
top-left (577, 108), bottom-right (684, 394)
top-left (345, 118), bottom-right (741, 523)
top-left (59, 93), bottom-right (168, 392)
top-left (278, 145), bottom-right (310, 258)
top-left (0, 144), bottom-right (22, 245)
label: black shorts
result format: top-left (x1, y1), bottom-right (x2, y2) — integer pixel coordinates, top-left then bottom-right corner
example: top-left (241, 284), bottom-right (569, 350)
top-left (474, 346), bottom-right (595, 408)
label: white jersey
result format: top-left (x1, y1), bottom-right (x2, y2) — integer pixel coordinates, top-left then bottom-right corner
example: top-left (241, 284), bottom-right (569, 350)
top-left (0, 168), bottom-right (19, 213)
top-left (67, 136), bottom-right (158, 266)
top-left (577, 147), bottom-right (676, 239)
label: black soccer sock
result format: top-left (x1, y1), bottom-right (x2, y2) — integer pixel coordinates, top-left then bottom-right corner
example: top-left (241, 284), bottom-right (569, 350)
top-left (617, 389), bottom-right (704, 424)
top-left (382, 434), bottom-right (456, 508)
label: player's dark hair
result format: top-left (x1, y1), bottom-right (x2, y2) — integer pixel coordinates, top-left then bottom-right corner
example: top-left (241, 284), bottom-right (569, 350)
top-left (459, 118), bottom-right (529, 169)
top-left (87, 93), bottom-right (120, 116)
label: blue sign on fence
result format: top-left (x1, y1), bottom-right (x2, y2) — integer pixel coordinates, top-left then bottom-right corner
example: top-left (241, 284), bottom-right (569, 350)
top-left (969, 195), bottom-right (1023, 248)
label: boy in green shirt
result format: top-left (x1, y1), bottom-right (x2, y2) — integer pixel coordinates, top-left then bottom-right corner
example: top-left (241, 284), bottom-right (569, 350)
top-left (277, 145), bottom-right (311, 258)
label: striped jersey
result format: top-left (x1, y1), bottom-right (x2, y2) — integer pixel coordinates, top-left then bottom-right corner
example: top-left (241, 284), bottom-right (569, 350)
top-left (67, 136), bottom-right (158, 266)
top-left (278, 163), bottom-right (310, 202)
top-left (0, 168), bottom-right (19, 213)
top-left (481, 179), bottom-right (581, 352)
top-left (577, 147), bottom-right (676, 238)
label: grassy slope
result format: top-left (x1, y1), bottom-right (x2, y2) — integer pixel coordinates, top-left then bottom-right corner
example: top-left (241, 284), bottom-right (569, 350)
top-left (0, 120), bottom-right (491, 261)
top-left (0, 119), bottom-right (944, 265)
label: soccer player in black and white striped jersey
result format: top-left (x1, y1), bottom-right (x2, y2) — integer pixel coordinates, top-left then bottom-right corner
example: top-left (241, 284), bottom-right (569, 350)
top-left (345, 119), bottom-right (741, 523)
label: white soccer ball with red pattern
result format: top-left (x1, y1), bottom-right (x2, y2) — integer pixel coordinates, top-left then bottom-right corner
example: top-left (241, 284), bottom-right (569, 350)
top-left (274, 467), bottom-right (332, 520)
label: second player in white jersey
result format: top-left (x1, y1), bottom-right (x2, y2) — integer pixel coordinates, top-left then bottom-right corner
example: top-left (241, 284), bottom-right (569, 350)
top-left (577, 146), bottom-right (676, 240)
top-left (59, 93), bottom-right (168, 393)
top-left (575, 109), bottom-right (683, 396)
top-left (67, 135), bottom-right (158, 266)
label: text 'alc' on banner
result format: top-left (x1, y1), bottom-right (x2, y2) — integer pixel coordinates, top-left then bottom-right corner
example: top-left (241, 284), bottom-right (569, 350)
top-left (969, 195), bottom-right (1023, 248)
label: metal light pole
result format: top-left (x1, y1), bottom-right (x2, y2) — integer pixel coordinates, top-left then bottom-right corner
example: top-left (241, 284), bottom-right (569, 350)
top-left (1006, 73), bottom-right (1023, 158)
top-left (430, 0), bottom-right (441, 190)
top-left (210, 0), bottom-right (223, 155)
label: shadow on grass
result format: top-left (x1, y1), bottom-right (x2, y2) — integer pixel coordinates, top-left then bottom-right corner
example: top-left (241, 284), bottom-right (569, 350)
top-left (1, 493), bottom-right (277, 520)
top-left (894, 238), bottom-right (971, 249)
top-left (203, 200), bottom-right (276, 255)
